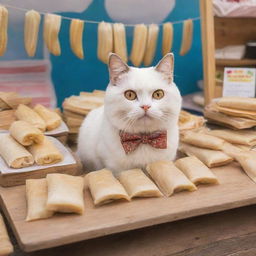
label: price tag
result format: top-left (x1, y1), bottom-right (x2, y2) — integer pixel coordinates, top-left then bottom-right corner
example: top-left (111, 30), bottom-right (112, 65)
top-left (223, 67), bottom-right (256, 97)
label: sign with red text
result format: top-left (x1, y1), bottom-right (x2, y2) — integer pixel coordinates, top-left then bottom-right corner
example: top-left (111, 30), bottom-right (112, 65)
top-left (223, 67), bottom-right (256, 97)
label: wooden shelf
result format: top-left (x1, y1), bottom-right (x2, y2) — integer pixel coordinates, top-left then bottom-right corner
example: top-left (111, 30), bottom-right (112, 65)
top-left (216, 58), bottom-right (256, 67)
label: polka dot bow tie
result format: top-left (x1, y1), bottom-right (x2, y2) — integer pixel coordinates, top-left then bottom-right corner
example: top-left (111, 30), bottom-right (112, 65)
top-left (119, 130), bottom-right (167, 154)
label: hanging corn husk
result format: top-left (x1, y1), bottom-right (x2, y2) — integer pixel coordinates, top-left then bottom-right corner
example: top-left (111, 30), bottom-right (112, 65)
top-left (143, 24), bottom-right (159, 66)
top-left (70, 19), bottom-right (84, 59)
top-left (0, 6), bottom-right (8, 56)
top-left (24, 10), bottom-right (41, 57)
top-left (130, 24), bottom-right (147, 67)
top-left (97, 21), bottom-right (113, 64)
top-left (113, 23), bottom-right (127, 62)
top-left (162, 22), bottom-right (173, 56)
top-left (179, 19), bottom-right (193, 56)
top-left (43, 13), bottom-right (61, 56)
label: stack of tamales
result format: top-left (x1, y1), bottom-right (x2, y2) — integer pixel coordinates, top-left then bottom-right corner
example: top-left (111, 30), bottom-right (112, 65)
top-left (204, 97), bottom-right (256, 130)
top-left (62, 90), bottom-right (105, 143)
top-left (0, 92), bottom-right (31, 130)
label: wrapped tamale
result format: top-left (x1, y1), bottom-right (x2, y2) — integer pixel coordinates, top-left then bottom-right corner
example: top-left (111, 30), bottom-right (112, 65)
top-left (46, 174), bottom-right (85, 214)
top-left (27, 137), bottom-right (63, 165)
top-left (180, 130), bottom-right (225, 150)
top-left (26, 178), bottom-right (54, 221)
top-left (86, 169), bottom-right (130, 206)
top-left (9, 120), bottom-right (44, 146)
top-left (0, 214), bottom-right (13, 255)
top-left (146, 161), bottom-right (197, 196)
top-left (118, 169), bottom-right (162, 198)
top-left (175, 156), bottom-right (219, 185)
top-left (179, 142), bottom-right (233, 168)
top-left (15, 104), bottom-right (46, 131)
top-left (34, 104), bottom-right (62, 131)
top-left (0, 134), bottom-right (34, 168)
top-left (215, 97), bottom-right (256, 111)
top-left (206, 129), bottom-right (256, 146)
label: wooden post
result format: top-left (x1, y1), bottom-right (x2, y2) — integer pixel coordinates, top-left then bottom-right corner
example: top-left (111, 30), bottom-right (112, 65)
top-left (200, 0), bottom-right (216, 105)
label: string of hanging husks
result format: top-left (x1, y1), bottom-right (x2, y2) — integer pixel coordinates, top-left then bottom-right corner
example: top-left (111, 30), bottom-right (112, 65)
top-left (0, 6), bottom-right (194, 64)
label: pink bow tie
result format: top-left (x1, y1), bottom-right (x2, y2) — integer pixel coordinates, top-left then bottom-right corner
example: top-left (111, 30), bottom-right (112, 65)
top-left (119, 130), bottom-right (167, 154)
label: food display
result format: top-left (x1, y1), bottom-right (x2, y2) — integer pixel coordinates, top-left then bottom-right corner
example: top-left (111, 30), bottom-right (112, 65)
top-left (0, 214), bottom-right (13, 255)
top-left (0, 134), bottom-right (34, 168)
top-left (34, 104), bottom-right (62, 131)
top-left (146, 161), bottom-right (197, 196)
top-left (46, 174), bottom-right (85, 214)
top-left (118, 169), bottom-right (163, 198)
top-left (175, 156), bottom-right (219, 185)
top-left (15, 104), bottom-right (46, 132)
top-left (26, 179), bottom-right (54, 221)
top-left (9, 120), bottom-right (44, 146)
top-left (27, 137), bottom-right (63, 165)
top-left (86, 169), bottom-right (130, 206)
top-left (179, 142), bottom-right (233, 168)
top-left (180, 130), bottom-right (225, 150)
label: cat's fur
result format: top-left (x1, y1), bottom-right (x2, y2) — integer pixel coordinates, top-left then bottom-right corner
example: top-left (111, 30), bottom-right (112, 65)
top-left (77, 53), bottom-right (182, 173)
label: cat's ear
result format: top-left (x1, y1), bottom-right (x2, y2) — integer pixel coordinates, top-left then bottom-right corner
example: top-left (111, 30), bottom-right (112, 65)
top-left (108, 53), bottom-right (129, 85)
top-left (155, 53), bottom-right (174, 84)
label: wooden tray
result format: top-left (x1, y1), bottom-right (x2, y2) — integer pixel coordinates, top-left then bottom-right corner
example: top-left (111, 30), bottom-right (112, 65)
top-left (1, 163), bottom-right (256, 252)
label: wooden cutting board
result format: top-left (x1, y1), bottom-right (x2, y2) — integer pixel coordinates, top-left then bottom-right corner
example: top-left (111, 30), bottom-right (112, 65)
top-left (1, 163), bottom-right (256, 252)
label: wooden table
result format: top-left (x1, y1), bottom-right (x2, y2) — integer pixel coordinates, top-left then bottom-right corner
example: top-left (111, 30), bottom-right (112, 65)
top-left (5, 204), bottom-right (256, 256)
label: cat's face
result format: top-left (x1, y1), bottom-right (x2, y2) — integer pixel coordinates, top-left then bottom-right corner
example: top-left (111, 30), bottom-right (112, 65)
top-left (104, 54), bottom-right (182, 133)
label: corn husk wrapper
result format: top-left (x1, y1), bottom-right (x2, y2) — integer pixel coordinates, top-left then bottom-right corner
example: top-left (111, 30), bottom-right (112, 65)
top-left (179, 142), bottom-right (233, 168)
top-left (146, 161), bottom-right (197, 196)
top-left (180, 130), bottom-right (225, 150)
top-left (86, 169), bottom-right (130, 206)
top-left (46, 173), bottom-right (85, 214)
top-left (27, 137), bottom-right (63, 165)
top-left (118, 169), bottom-right (162, 198)
top-left (9, 120), bottom-right (44, 146)
top-left (0, 214), bottom-right (13, 255)
top-left (26, 178), bottom-right (54, 221)
top-left (179, 110), bottom-right (205, 131)
top-left (204, 104), bottom-right (256, 130)
top-left (206, 129), bottom-right (256, 146)
top-left (175, 156), bottom-right (219, 185)
top-left (215, 97), bottom-right (256, 111)
top-left (0, 134), bottom-right (34, 168)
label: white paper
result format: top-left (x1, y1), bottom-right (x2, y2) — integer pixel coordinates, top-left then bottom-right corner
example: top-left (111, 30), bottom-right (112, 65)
top-left (0, 136), bottom-right (76, 174)
top-left (223, 67), bottom-right (256, 98)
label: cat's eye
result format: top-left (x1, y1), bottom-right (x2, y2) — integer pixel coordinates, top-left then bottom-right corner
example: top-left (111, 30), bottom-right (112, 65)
top-left (152, 89), bottom-right (164, 100)
top-left (124, 90), bottom-right (137, 100)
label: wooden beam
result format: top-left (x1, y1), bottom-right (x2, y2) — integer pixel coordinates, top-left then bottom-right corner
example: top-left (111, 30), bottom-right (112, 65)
top-left (200, 0), bottom-right (216, 105)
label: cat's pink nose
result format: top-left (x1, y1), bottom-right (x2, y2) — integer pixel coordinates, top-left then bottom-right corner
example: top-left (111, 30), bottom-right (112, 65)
top-left (140, 105), bottom-right (151, 111)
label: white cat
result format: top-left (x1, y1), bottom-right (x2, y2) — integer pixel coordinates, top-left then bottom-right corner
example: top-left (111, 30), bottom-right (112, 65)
top-left (77, 53), bottom-right (182, 173)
